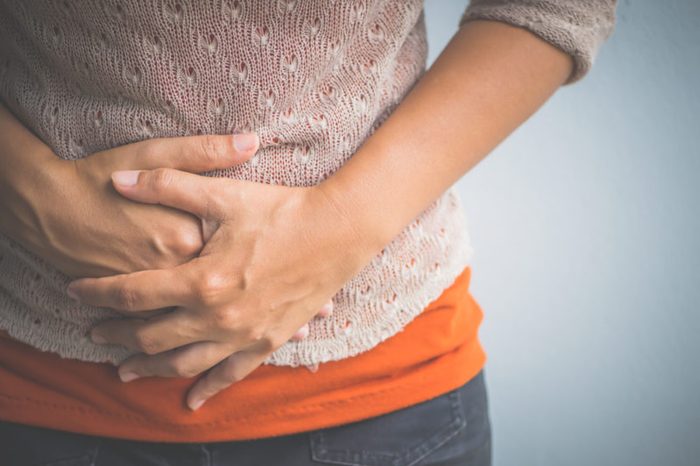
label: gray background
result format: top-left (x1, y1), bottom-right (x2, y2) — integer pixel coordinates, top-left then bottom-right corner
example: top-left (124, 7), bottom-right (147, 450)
top-left (424, 1), bottom-right (700, 465)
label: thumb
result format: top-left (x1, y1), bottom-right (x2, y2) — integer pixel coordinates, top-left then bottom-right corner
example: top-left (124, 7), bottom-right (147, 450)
top-left (110, 168), bottom-right (229, 220)
top-left (124, 132), bottom-right (260, 173)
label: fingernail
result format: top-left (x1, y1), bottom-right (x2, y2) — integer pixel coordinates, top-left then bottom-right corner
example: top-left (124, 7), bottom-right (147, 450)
top-left (233, 133), bottom-right (258, 152)
top-left (319, 301), bottom-right (333, 317)
top-left (66, 285), bottom-right (80, 303)
top-left (305, 363), bottom-right (320, 373)
top-left (119, 371), bottom-right (140, 382)
top-left (189, 398), bottom-right (204, 411)
top-left (90, 331), bottom-right (107, 344)
top-left (294, 325), bottom-right (309, 340)
top-left (112, 170), bottom-right (140, 187)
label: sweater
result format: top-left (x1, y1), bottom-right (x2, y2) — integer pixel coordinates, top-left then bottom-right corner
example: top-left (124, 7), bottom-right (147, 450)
top-left (0, 267), bottom-right (487, 441)
top-left (0, 0), bottom-right (616, 370)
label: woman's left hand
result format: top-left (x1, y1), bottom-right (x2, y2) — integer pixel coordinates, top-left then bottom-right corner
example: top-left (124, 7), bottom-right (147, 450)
top-left (65, 166), bottom-right (376, 411)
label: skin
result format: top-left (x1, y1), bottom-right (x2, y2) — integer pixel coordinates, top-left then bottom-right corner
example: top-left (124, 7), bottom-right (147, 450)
top-left (0, 121), bottom-right (246, 278)
top-left (1, 20), bottom-right (573, 411)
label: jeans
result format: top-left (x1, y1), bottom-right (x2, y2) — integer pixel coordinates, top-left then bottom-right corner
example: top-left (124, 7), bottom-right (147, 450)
top-left (0, 371), bottom-right (491, 466)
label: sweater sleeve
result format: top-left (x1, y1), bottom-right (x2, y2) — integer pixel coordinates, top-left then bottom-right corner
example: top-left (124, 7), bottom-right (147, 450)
top-left (458, 0), bottom-right (617, 84)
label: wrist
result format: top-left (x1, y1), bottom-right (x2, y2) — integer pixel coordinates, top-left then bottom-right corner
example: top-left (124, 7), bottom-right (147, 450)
top-left (0, 151), bottom-right (72, 252)
top-left (315, 170), bottom-right (391, 263)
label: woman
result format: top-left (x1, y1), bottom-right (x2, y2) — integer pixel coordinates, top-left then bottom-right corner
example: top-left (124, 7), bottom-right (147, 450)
top-left (0, 1), bottom-right (615, 464)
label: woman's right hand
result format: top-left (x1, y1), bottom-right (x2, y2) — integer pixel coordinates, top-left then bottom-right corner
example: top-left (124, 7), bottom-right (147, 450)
top-left (28, 133), bottom-right (260, 279)
top-left (0, 103), bottom-right (332, 332)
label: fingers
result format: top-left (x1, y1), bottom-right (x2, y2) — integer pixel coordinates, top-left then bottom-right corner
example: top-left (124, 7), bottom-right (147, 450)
top-left (290, 323), bottom-right (309, 341)
top-left (317, 299), bottom-right (334, 318)
top-left (116, 341), bottom-right (232, 382)
top-left (179, 299), bottom-right (325, 410)
top-left (290, 300), bottom-right (333, 341)
top-left (90, 308), bottom-right (206, 355)
top-left (186, 347), bottom-right (268, 410)
top-left (131, 132), bottom-right (260, 173)
top-left (110, 167), bottom-right (228, 221)
top-left (66, 261), bottom-right (203, 311)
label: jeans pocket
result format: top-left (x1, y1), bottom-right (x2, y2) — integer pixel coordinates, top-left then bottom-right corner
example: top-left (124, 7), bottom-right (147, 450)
top-left (0, 421), bottom-right (101, 466)
top-left (309, 388), bottom-right (466, 466)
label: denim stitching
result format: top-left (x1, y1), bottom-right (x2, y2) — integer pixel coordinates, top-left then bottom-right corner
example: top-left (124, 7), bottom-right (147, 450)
top-left (401, 390), bottom-right (467, 466)
top-left (40, 445), bottom-right (99, 466)
top-left (89, 438), bottom-right (102, 466)
top-left (309, 386), bottom-right (468, 466)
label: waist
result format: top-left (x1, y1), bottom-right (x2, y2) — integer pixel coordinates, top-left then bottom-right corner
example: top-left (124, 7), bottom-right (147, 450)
top-left (0, 184), bottom-right (473, 367)
top-left (0, 265), bottom-right (487, 442)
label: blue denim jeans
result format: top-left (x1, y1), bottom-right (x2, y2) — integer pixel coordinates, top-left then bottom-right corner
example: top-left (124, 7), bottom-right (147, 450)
top-left (0, 370), bottom-right (491, 466)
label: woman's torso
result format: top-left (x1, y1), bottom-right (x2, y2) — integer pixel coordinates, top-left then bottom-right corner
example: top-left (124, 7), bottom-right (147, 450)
top-left (0, 0), bottom-right (474, 369)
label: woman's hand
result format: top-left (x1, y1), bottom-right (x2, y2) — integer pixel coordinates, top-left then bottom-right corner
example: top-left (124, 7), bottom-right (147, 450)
top-left (20, 134), bottom-right (259, 279)
top-left (65, 167), bottom-right (379, 410)
top-left (0, 108), bottom-right (332, 327)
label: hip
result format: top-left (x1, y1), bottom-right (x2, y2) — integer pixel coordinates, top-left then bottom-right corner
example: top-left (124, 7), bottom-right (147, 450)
top-left (0, 370), bottom-right (491, 466)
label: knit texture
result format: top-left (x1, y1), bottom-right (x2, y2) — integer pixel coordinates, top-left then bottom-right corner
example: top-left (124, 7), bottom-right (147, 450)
top-left (0, 0), bottom-right (614, 370)
top-left (459, 0), bottom-right (617, 83)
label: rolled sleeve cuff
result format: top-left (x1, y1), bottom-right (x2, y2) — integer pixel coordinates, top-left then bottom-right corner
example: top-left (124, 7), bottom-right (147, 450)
top-left (459, 0), bottom-right (616, 84)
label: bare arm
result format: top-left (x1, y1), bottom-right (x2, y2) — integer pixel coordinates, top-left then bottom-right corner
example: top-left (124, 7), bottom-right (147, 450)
top-left (0, 102), bottom-right (252, 278)
top-left (64, 18), bottom-right (599, 409)
top-left (0, 103), bottom-right (63, 249)
top-left (0, 102), bottom-right (331, 331)
top-left (319, 20), bottom-right (574, 254)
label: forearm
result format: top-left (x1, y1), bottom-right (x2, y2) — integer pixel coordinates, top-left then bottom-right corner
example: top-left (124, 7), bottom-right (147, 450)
top-left (0, 101), bottom-right (64, 247)
top-left (0, 95), bottom-right (274, 279)
top-left (319, 20), bottom-right (573, 253)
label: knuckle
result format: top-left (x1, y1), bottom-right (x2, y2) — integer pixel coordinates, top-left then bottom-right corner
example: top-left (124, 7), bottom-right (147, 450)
top-left (192, 272), bottom-right (229, 307)
top-left (113, 286), bottom-right (140, 310)
top-left (170, 360), bottom-right (200, 378)
top-left (173, 227), bottom-right (204, 257)
top-left (133, 329), bottom-right (161, 355)
top-left (151, 225), bottom-right (203, 263)
top-left (199, 134), bottom-right (227, 166)
top-left (150, 167), bottom-right (174, 192)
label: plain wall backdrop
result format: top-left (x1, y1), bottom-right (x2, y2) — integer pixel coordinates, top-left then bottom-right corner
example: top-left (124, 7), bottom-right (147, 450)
top-left (423, 1), bottom-right (700, 465)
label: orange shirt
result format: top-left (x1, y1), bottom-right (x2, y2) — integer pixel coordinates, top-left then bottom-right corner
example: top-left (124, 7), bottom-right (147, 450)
top-left (0, 266), bottom-right (485, 442)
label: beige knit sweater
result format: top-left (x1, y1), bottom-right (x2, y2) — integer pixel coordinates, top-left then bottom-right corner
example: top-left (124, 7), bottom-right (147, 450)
top-left (0, 0), bottom-right (616, 369)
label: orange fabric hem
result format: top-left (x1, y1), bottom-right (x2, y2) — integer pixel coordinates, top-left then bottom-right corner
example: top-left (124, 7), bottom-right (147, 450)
top-left (0, 266), bottom-right (487, 442)
top-left (0, 342), bottom-right (486, 442)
